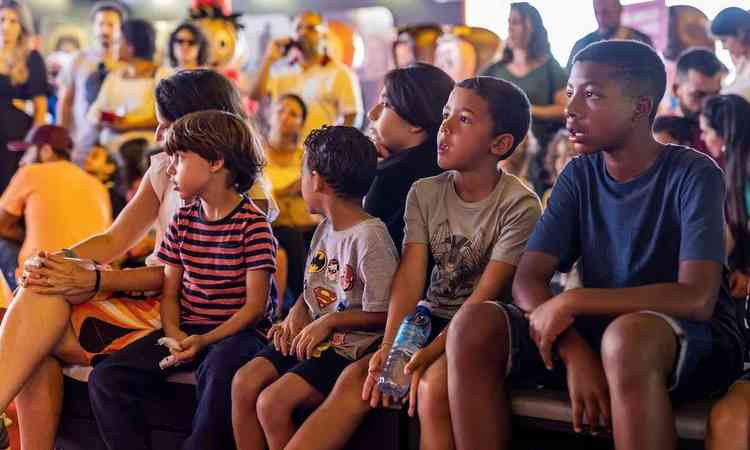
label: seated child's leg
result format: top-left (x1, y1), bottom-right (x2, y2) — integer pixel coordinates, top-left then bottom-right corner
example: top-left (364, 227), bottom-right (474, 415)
top-left (88, 330), bottom-right (176, 450)
top-left (286, 355), bottom-right (373, 450)
top-left (707, 380), bottom-right (750, 450)
top-left (183, 329), bottom-right (266, 450)
top-left (257, 373), bottom-right (325, 450)
top-left (231, 354), bottom-right (284, 450)
top-left (446, 302), bottom-right (514, 450)
top-left (258, 347), bottom-right (352, 450)
top-left (417, 354), bottom-right (454, 450)
top-left (600, 313), bottom-right (679, 450)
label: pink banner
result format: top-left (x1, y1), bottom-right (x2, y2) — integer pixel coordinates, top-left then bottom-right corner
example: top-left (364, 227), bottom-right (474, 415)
top-left (621, 0), bottom-right (669, 51)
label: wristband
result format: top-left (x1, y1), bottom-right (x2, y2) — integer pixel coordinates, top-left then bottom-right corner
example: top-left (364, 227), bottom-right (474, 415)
top-left (93, 269), bottom-right (101, 293)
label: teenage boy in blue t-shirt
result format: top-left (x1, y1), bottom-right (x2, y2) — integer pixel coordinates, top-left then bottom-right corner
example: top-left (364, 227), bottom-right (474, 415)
top-left (446, 40), bottom-right (745, 450)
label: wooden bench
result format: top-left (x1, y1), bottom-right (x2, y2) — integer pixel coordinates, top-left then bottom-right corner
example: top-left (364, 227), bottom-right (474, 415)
top-left (55, 364), bottom-right (715, 449)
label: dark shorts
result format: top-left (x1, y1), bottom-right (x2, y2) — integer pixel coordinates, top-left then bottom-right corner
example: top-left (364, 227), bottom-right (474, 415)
top-left (256, 345), bottom-right (352, 396)
top-left (490, 302), bottom-right (742, 403)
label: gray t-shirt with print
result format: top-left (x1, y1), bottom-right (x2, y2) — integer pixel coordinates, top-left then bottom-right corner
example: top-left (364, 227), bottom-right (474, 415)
top-left (304, 217), bottom-right (399, 360)
top-left (404, 171), bottom-right (541, 319)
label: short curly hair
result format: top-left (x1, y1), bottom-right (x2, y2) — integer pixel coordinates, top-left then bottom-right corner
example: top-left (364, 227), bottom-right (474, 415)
top-left (303, 125), bottom-right (377, 199)
top-left (164, 110), bottom-right (266, 193)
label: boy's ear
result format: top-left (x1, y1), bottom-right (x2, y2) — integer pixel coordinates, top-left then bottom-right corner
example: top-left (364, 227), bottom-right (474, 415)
top-left (633, 96), bottom-right (653, 122)
top-left (311, 170), bottom-right (326, 194)
top-left (490, 133), bottom-right (515, 158)
top-left (408, 125), bottom-right (425, 135)
top-left (208, 158), bottom-right (225, 173)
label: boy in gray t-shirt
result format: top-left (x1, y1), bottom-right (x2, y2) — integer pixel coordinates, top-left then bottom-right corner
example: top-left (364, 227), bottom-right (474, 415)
top-left (231, 126), bottom-right (398, 449)
top-left (303, 217), bottom-right (398, 360)
top-left (405, 170), bottom-right (541, 320)
top-left (276, 78), bottom-right (542, 450)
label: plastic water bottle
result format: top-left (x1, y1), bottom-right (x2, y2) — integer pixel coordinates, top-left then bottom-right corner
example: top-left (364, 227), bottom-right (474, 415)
top-left (377, 302), bottom-right (432, 398)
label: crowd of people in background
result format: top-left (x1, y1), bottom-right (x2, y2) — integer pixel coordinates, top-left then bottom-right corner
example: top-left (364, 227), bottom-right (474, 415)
top-left (0, 0), bottom-right (750, 450)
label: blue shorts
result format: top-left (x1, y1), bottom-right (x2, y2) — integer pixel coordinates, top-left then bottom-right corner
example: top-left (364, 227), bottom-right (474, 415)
top-left (490, 302), bottom-right (742, 403)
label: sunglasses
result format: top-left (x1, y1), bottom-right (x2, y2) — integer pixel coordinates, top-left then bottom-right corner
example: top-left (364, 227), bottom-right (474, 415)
top-left (174, 38), bottom-right (196, 46)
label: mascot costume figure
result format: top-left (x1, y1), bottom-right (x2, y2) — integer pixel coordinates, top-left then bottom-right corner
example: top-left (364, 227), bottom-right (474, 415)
top-left (189, 0), bottom-right (243, 81)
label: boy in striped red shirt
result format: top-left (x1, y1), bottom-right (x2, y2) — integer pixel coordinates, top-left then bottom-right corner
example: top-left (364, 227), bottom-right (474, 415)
top-left (89, 110), bottom-right (277, 450)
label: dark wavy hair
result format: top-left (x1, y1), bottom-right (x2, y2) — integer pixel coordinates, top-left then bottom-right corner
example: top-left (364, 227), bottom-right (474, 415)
top-left (155, 69), bottom-right (247, 123)
top-left (383, 63), bottom-right (454, 137)
top-left (121, 19), bottom-right (156, 61)
top-left (303, 125), bottom-right (377, 199)
top-left (164, 110), bottom-right (265, 193)
top-left (702, 94), bottom-right (750, 271)
top-left (167, 22), bottom-right (209, 68)
top-left (500, 2), bottom-right (551, 64)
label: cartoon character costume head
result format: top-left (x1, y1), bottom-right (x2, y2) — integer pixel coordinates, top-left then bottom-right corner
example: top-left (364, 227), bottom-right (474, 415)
top-left (434, 25), bottom-right (502, 81)
top-left (189, 0), bottom-right (243, 76)
top-left (392, 23), bottom-right (442, 68)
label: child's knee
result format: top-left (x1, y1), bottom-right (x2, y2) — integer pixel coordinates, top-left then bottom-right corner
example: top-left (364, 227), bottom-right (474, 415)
top-left (448, 303), bottom-right (510, 365)
top-left (231, 363), bottom-right (265, 406)
top-left (417, 370), bottom-right (449, 420)
top-left (601, 313), bottom-right (674, 381)
top-left (257, 381), bottom-right (294, 427)
top-left (709, 383), bottom-right (750, 438)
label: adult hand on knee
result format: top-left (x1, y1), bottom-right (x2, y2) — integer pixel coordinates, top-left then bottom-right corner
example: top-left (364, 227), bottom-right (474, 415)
top-left (564, 341), bottom-right (611, 435)
top-left (21, 252), bottom-right (98, 303)
top-left (528, 295), bottom-right (574, 369)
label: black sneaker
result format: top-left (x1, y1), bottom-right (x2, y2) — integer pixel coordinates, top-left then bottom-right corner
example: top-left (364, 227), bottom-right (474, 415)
top-left (0, 415), bottom-right (8, 450)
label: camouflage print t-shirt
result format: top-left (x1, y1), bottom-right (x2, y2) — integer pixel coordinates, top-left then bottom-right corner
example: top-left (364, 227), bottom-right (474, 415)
top-left (303, 217), bottom-right (399, 360)
top-left (404, 171), bottom-right (541, 319)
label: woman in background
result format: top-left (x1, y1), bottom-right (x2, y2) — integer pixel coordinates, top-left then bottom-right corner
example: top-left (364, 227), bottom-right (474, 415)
top-left (0, 0), bottom-right (47, 193)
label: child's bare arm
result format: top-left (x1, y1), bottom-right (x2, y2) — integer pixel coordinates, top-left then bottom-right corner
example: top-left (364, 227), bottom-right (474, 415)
top-left (421, 260), bottom-right (517, 358)
top-left (550, 260), bottom-right (721, 321)
top-left (202, 269), bottom-right (271, 345)
top-left (321, 310), bottom-right (387, 332)
top-left (380, 243), bottom-right (430, 347)
top-left (161, 264), bottom-right (184, 338)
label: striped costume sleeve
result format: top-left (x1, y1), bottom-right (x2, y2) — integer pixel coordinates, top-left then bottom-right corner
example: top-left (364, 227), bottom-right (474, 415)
top-left (156, 210), bottom-right (183, 268)
top-left (243, 214), bottom-right (277, 273)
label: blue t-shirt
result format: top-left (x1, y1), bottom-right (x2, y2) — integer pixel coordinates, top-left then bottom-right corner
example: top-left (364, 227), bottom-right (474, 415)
top-left (527, 145), bottom-right (742, 346)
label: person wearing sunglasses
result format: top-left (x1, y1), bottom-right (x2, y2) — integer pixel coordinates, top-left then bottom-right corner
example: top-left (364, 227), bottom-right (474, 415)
top-left (167, 21), bottom-right (209, 73)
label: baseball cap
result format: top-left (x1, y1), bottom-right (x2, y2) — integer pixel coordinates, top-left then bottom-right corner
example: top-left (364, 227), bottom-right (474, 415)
top-left (711, 7), bottom-right (750, 37)
top-left (7, 125), bottom-right (74, 154)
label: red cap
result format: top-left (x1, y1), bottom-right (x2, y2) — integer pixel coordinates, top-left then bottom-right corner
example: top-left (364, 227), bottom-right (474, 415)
top-left (7, 125), bottom-right (74, 154)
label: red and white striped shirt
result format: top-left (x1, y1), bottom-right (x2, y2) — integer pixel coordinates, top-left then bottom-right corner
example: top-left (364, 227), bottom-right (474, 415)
top-left (157, 196), bottom-right (277, 325)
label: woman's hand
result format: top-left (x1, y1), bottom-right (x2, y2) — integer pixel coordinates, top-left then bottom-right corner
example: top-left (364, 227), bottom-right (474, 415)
top-left (21, 252), bottom-right (98, 303)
